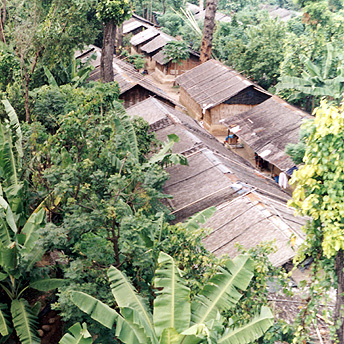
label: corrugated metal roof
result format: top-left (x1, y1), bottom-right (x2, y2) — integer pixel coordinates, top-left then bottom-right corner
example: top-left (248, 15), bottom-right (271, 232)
top-left (130, 27), bottom-right (159, 46)
top-left (176, 60), bottom-right (268, 109)
top-left (223, 97), bottom-right (312, 171)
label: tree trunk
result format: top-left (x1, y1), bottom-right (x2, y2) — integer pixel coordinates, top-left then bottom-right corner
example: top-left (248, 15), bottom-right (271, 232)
top-left (101, 20), bottom-right (116, 83)
top-left (334, 250), bottom-right (344, 344)
top-left (0, 0), bottom-right (6, 44)
top-left (115, 24), bottom-right (123, 55)
top-left (200, 0), bottom-right (218, 63)
top-left (24, 73), bottom-right (30, 122)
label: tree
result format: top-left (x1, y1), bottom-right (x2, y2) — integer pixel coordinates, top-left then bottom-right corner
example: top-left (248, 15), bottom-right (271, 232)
top-left (1, 0), bottom-right (97, 122)
top-left (0, 100), bottom-right (63, 344)
top-left (289, 102), bottom-right (344, 343)
top-left (200, 0), bottom-right (218, 62)
top-left (70, 252), bottom-right (274, 343)
top-left (162, 40), bottom-right (190, 76)
top-left (97, 0), bottom-right (132, 82)
top-left (276, 43), bottom-right (344, 111)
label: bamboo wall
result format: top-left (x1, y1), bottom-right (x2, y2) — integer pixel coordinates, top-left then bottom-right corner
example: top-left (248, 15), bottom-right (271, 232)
top-left (179, 87), bottom-right (203, 121)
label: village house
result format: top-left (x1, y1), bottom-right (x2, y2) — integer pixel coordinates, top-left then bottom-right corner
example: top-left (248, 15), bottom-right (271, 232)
top-left (175, 59), bottom-right (271, 135)
top-left (129, 24), bottom-right (201, 80)
top-left (130, 27), bottom-right (160, 55)
top-left (75, 45), bottom-right (180, 109)
top-left (139, 31), bottom-right (175, 70)
top-left (122, 13), bottom-right (155, 36)
top-left (222, 96), bottom-right (312, 181)
top-left (152, 48), bottom-right (201, 83)
top-left (126, 97), bottom-right (306, 267)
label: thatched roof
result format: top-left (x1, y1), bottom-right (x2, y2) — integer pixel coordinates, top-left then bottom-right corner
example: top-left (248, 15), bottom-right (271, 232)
top-left (260, 4), bottom-right (301, 22)
top-left (130, 27), bottom-right (160, 46)
top-left (123, 18), bottom-right (150, 34)
top-left (222, 97), bottom-right (312, 171)
top-left (176, 59), bottom-right (270, 110)
top-left (153, 48), bottom-right (200, 65)
top-left (203, 192), bottom-right (306, 266)
top-left (126, 97), bottom-right (306, 266)
top-left (140, 33), bottom-right (175, 54)
top-left (75, 46), bottom-right (180, 108)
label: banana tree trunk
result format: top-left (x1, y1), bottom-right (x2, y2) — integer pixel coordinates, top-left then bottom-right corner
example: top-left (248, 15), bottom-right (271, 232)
top-left (200, 0), bottom-right (218, 63)
top-left (101, 20), bottom-right (116, 83)
top-left (334, 250), bottom-right (344, 344)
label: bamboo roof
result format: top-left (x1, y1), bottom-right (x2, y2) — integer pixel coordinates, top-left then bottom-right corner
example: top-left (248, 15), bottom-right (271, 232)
top-left (75, 46), bottom-right (180, 108)
top-left (126, 97), bottom-right (307, 266)
top-left (176, 59), bottom-right (270, 110)
top-left (123, 19), bottom-right (149, 34)
top-left (222, 97), bottom-right (312, 171)
top-left (130, 27), bottom-right (160, 46)
top-left (140, 33), bottom-right (175, 54)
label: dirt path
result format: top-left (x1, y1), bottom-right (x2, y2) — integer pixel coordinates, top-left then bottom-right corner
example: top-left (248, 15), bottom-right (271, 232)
top-left (145, 72), bottom-right (180, 103)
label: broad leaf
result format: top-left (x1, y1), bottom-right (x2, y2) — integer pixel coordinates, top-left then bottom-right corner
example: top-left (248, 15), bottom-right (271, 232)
top-left (154, 252), bottom-right (191, 337)
top-left (108, 266), bottom-right (158, 343)
top-left (218, 306), bottom-right (274, 344)
top-left (183, 206), bottom-right (217, 230)
top-left (112, 101), bottom-right (139, 160)
top-left (0, 196), bottom-right (17, 234)
top-left (11, 299), bottom-right (40, 344)
top-left (0, 303), bottom-right (11, 337)
top-left (159, 327), bottom-right (204, 344)
top-left (191, 255), bottom-right (254, 325)
top-left (59, 322), bottom-right (93, 344)
top-left (21, 208), bottom-right (46, 252)
top-left (71, 292), bottom-right (147, 343)
top-left (43, 66), bottom-right (58, 87)
top-left (30, 278), bottom-right (64, 291)
top-left (1, 99), bottom-right (23, 158)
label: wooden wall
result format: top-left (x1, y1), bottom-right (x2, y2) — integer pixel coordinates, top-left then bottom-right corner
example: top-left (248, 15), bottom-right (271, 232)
top-left (179, 87), bottom-right (203, 121)
top-left (205, 104), bottom-right (255, 135)
top-left (120, 85), bottom-right (175, 109)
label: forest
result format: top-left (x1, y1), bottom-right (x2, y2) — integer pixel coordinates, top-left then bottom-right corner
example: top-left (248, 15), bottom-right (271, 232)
top-left (0, 0), bottom-right (344, 343)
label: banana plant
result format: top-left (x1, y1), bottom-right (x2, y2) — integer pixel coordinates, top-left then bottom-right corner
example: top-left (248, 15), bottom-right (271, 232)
top-left (0, 100), bottom-right (64, 344)
top-left (70, 252), bottom-right (274, 344)
top-left (276, 43), bottom-right (344, 109)
top-left (59, 323), bottom-right (93, 344)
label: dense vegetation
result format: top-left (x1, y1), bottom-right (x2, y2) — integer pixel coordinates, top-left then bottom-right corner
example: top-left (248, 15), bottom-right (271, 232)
top-left (1, 0), bottom-right (344, 343)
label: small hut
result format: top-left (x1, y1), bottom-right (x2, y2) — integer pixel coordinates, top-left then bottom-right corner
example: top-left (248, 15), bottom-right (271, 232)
top-left (126, 97), bottom-right (306, 266)
top-left (176, 59), bottom-right (271, 135)
top-left (152, 49), bottom-right (201, 82)
top-left (75, 45), bottom-right (180, 109)
top-left (139, 32), bottom-right (175, 70)
top-left (222, 96), bottom-right (312, 177)
top-left (130, 27), bottom-right (160, 55)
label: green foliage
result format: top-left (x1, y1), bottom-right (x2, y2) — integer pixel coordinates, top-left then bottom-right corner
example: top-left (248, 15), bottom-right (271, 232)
top-left (96, 0), bottom-right (132, 24)
top-left (285, 119), bottom-right (315, 164)
top-left (288, 102), bottom-right (344, 341)
top-left (126, 54), bottom-right (146, 70)
top-left (0, 101), bottom-right (64, 343)
top-left (59, 323), bottom-right (93, 344)
top-left (157, 12), bottom-right (184, 37)
top-left (163, 41), bottom-right (190, 64)
top-left (70, 252), bottom-right (274, 343)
